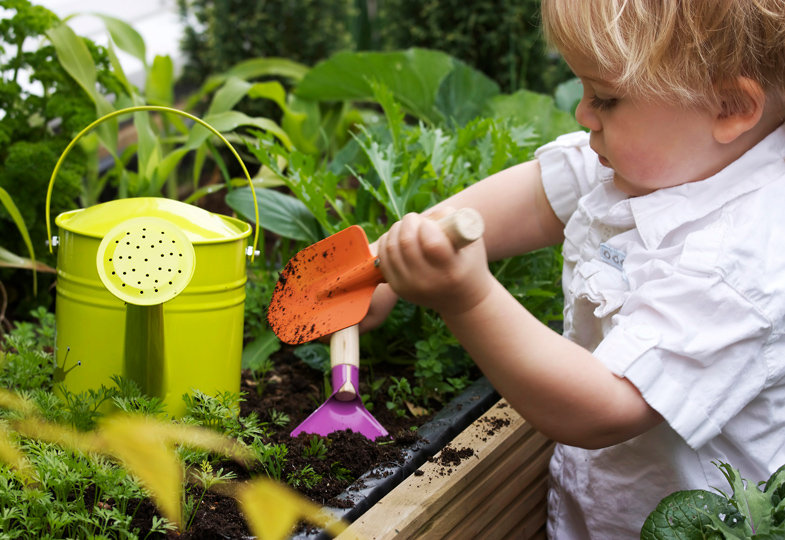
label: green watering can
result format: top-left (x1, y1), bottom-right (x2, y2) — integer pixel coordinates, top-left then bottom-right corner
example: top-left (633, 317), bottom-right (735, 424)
top-left (45, 106), bottom-right (260, 416)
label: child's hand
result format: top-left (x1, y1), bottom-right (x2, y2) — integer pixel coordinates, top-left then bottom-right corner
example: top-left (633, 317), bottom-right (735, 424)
top-left (376, 211), bottom-right (494, 316)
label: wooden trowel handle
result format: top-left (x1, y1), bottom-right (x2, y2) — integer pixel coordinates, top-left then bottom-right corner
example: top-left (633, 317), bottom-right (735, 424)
top-left (331, 324), bottom-right (360, 400)
top-left (436, 207), bottom-right (485, 249)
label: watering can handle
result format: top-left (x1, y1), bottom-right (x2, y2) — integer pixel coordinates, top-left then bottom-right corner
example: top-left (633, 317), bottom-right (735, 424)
top-left (44, 105), bottom-right (261, 261)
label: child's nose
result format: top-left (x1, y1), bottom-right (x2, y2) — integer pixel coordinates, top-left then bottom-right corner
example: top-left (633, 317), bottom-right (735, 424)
top-left (575, 98), bottom-right (601, 132)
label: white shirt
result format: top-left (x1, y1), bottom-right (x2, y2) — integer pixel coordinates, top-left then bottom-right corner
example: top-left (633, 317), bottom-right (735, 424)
top-left (535, 125), bottom-right (785, 539)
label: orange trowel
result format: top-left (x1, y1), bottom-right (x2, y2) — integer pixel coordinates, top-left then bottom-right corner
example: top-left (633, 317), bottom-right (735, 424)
top-left (276, 208), bottom-right (485, 440)
top-left (267, 208), bottom-right (485, 345)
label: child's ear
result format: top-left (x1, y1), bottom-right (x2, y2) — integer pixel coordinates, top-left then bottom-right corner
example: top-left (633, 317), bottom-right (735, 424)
top-left (713, 77), bottom-right (766, 144)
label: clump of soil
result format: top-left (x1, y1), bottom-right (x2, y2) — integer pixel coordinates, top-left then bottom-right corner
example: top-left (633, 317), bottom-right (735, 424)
top-left (132, 348), bottom-right (436, 538)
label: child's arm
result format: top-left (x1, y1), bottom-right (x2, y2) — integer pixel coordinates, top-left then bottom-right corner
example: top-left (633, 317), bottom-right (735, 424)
top-left (359, 159), bottom-right (565, 333)
top-left (375, 162), bottom-right (663, 449)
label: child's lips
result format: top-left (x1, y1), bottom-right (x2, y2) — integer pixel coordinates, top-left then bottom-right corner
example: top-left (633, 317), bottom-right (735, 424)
top-left (598, 155), bottom-right (611, 168)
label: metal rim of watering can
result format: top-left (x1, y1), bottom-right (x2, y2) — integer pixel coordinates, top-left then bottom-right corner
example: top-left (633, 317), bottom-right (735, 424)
top-left (44, 105), bottom-right (261, 261)
top-left (96, 216), bottom-right (196, 306)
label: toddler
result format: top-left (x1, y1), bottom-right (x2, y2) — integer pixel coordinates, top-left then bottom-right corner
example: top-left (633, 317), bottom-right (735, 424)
top-left (363, 0), bottom-right (785, 537)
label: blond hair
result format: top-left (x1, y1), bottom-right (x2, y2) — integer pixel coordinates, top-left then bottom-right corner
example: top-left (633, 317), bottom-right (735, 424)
top-left (541, 0), bottom-right (785, 112)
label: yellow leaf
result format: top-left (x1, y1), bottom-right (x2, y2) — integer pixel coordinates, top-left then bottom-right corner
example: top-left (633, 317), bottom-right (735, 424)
top-left (405, 400), bottom-right (429, 417)
top-left (94, 415), bottom-right (253, 529)
top-left (0, 424), bottom-right (37, 485)
top-left (0, 389), bottom-right (36, 416)
top-left (236, 478), bottom-right (351, 540)
top-left (96, 415), bottom-right (185, 527)
top-left (13, 417), bottom-right (101, 454)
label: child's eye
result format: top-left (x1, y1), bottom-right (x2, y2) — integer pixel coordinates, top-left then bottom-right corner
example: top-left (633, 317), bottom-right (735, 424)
top-left (590, 95), bottom-right (618, 111)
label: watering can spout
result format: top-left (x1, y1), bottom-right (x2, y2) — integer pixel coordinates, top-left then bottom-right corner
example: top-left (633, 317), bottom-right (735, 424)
top-left (96, 216), bottom-right (196, 398)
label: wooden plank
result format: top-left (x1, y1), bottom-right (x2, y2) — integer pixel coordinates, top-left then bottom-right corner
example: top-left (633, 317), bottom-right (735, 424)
top-left (439, 438), bottom-right (553, 539)
top-left (338, 399), bottom-right (553, 540)
top-left (480, 475), bottom-right (550, 539)
top-left (430, 432), bottom-right (552, 539)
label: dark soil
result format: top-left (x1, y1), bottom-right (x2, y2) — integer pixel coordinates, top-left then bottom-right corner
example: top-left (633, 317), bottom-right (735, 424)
top-left (131, 347), bottom-right (444, 539)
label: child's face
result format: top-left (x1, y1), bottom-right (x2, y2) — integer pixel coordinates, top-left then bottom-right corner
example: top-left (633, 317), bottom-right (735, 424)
top-left (565, 53), bottom-right (728, 196)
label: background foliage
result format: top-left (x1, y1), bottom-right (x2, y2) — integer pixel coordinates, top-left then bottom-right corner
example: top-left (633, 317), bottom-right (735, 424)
top-left (176, 0), bottom-right (573, 95)
top-left (377, 0), bottom-right (572, 94)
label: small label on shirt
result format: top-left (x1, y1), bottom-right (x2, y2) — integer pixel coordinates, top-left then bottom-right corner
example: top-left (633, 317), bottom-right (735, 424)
top-left (599, 243), bottom-right (626, 271)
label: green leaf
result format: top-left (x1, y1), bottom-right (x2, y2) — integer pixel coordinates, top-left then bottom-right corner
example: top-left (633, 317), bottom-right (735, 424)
top-left (295, 48), bottom-right (489, 125)
top-left (88, 13), bottom-right (147, 66)
top-left (294, 343), bottom-right (330, 374)
top-left (487, 89), bottom-right (582, 144)
top-left (47, 22), bottom-right (117, 154)
top-left (641, 462), bottom-right (785, 539)
top-left (242, 332), bottom-right (281, 372)
top-left (186, 111), bottom-right (293, 151)
top-left (225, 187), bottom-right (322, 243)
top-left (146, 55), bottom-right (174, 106)
top-left (554, 78), bottom-right (583, 114)
top-left (187, 57), bottom-right (309, 110)
top-left (434, 61), bottom-right (500, 127)
top-left (0, 247), bottom-right (55, 273)
top-left (0, 187), bottom-right (38, 292)
top-left (641, 490), bottom-right (740, 539)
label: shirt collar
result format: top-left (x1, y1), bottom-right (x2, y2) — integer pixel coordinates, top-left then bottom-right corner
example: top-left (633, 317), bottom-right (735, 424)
top-left (619, 123), bottom-right (785, 250)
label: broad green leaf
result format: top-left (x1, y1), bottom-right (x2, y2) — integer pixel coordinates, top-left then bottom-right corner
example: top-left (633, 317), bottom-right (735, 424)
top-left (149, 147), bottom-right (190, 194)
top-left (716, 462), bottom-right (777, 535)
top-left (641, 462), bottom-right (785, 539)
top-left (134, 111), bottom-right (160, 194)
top-left (641, 490), bottom-right (739, 539)
top-left (433, 61), bottom-right (500, 127)
top-left (242, 332), bottom-right (281, 372)
top-left (487, 89), bottom-right (582, 144)
top-left (554, 78), bottom-right (582, 114)
top-left (226, 187), bottom-right (321, 243)
top-left (207, 77), bottom-right (254, 115)
top-left (247, 81), bottom-right (289, 113)
top-left (294, 48), bottom-right (462, 124)
top-left (223, 57), bottom-right (309, 82)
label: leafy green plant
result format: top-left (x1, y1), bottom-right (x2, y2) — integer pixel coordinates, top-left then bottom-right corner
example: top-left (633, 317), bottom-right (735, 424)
top-left (287, 463), bottom-right (322, 490)
top-left (251, 441), bottom-right (289, 482)
top-left (642, 461), bottom-right (785, 538)
top-left (185, 459), bottom-right (237, 530)
top-left (385, 376), bottom-right (413, 418)
top-left (302, 435), bottom-right (329, 461)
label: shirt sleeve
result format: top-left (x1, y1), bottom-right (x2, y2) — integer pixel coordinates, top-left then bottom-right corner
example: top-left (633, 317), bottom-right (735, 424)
top-left (592, 267), bottom-right (771, 449)
top-left (534, 130), bottom-right (602, 224)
